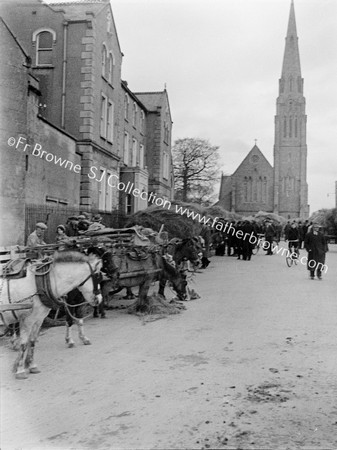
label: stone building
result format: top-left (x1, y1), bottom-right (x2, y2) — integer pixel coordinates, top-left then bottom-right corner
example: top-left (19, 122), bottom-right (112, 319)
top-left (135, 90), bottom-right (174, 201)
top-left (217, 0), bottom-right (309, 220)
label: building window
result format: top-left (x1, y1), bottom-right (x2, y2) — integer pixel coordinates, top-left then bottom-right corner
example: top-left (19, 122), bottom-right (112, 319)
top-left (262, 177), bottom-right (267, 203)
top-left (283, 117), bottom-right (287, 138)
top-left (124, 94), bottom-right (129, 121)
top-left (163, 152), bottom-right (169, 180)
top-left (289, 117), bottom-right (292, 138)
top-left (139, 144), bottom-right (144, 169)
top-left (108, 53), bottom-right (114, 85)
top-left (100, 95), bottom-right (107, 138)
top-left (107, 101), bottom-right (114, 143)
top-left (294, 118), bottom-right (298, 138)
top-left (102, 45), bottom-right (107, 78)
top-left (132, 102), bottom-right (137, 127)
top-left (243, 177), bottom-right (248, 202)
top-left (124, 132), bottom-right (129, 165)
top-left (126, 194), bottom-right (132, 214)
top-left (34, 30), bottom-right (55, 65)
top-left (106, 170), bottom-right (113, 212)
top-left (140, 110), bottom-right (145, 134)
top-left (98, 168), bottom-right (106, 210)
top-left (164, 109), bottom-right (170, 143)
top-left (132, 138), bottom-right (137, 166)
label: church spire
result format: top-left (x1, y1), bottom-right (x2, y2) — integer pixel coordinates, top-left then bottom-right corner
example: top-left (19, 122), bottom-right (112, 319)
top-left (281, 0), bottom-right (301, 81)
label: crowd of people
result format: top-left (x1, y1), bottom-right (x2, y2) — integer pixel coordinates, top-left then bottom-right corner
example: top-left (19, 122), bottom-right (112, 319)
top-left (211, 217), bottom-right (328, 280)
top-left (25, 214), bottom-right (329, 282)
top-left (26, 213), bottom-right (106, 250)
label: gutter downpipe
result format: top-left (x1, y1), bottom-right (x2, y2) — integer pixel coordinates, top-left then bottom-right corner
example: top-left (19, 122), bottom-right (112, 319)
top-left (61, 21), bottom-right (68, 128)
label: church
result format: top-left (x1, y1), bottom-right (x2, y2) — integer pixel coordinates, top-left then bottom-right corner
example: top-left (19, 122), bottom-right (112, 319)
top-left (217, 0), bottom-right (309, 220)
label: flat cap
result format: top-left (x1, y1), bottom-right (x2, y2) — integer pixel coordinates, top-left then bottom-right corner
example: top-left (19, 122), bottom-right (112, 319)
top-left (36, 222), bottom-right (48, 229)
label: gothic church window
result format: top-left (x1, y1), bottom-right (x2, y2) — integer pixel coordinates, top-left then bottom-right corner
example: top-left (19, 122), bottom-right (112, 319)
top-left (243, 177), bottom-right (248, 202)
top-left (283, 117), bottom-right (287, 138)
top-left (262, 177), bottom-right (267, 203)
top-left (294, 118), bottom-right (298, 138)
top-left (289, 117), bottom-right (292, 138)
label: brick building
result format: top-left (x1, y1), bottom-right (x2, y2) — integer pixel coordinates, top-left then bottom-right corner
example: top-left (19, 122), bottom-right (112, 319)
top-left (217, 1), bottom-right (309, 220)
top-left (0, 0), bottom-right (174, 245)
top-left (0, 17), bottom-right (79, 246)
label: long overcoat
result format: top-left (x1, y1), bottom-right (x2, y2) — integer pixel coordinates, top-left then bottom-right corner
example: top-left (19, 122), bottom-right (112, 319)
top-left (304, 231), bottom-right (328, 268)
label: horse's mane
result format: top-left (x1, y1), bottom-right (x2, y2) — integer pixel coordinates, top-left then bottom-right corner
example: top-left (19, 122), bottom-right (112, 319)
top-left (53, 251), bottom-right (88, 264)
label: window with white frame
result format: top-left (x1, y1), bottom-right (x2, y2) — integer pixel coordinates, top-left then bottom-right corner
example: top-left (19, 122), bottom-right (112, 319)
top-left (108, 53), bottom-right (114, 85)
top-left (100, 95), bottom-right (107, 138)
top-left (107, 101), bottom-right (114, 143)
top-left (140, 110), bottom-right (145, 134)
top-left (124, 132), bottom-right (129, 165)
top-left (98, 168), bottom-right (106, 210)
top-left (139, 144), bottom-right (144, 169)
top-left (106, 169), bottom-right (113, 212)
top-left (33, 29), bottom-right (55, 66)
top-left (132, 138), bottom-right (137, 166)
top-left (101, 45), bottom-right (107, 78)
top-left (124, 94), bottom-right (129, 120)
top-left (132, 102), bottom-right (137, 127)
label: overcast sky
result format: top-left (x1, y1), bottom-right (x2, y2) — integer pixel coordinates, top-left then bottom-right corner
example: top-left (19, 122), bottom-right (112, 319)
top-left (110, 0), bottom-right (336, 214)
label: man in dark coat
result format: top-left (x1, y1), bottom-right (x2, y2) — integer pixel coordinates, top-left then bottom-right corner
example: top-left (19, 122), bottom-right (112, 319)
top-left (264, 220), bottom-right (275, 255)
top-left (304, 223), bottom-right (328, 280)
top-left (241, 220), bottom-right (255, 261)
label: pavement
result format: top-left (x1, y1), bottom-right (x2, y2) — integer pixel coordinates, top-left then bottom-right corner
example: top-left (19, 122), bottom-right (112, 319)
top-left (1, 241), bottom-right (336, 450)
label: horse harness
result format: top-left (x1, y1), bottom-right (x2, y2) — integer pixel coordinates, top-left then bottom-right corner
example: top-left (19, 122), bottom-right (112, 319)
top-left (1, 257), bottom-right (101, 315)
top-left (34, 259), bottom-right (101, 310)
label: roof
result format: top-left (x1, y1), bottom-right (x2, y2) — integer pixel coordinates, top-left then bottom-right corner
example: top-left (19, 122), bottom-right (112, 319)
top-left (47, 1), bottom-right (107, 20)
top-left (232, 145), bottom-right (273, 177)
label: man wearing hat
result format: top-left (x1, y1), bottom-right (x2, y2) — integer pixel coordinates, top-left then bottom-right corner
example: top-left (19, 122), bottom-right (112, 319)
top-left (264, 219), bottom-right (276, 255)
top-left (26, 222), bottom-right (48, 247)
top-left (87, 214), bottom-right (105, 232)
top-left (304, 222), bottom-right (328, 280)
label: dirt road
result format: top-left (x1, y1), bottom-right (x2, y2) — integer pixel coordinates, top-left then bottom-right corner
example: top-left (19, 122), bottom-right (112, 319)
top-left (1, 243), bottom-right (337, 449)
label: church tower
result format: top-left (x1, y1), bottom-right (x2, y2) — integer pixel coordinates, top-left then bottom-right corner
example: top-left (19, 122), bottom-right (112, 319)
top-left (273, 0), bottom-right (309, 219)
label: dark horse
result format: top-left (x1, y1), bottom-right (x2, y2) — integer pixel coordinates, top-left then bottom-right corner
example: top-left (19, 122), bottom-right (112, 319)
top-left (158, 237), bottom-right (201, 298)
top-left (63, 247), bottom-right (104, 347)
top-left (101, 247), bottom-right (188, 312)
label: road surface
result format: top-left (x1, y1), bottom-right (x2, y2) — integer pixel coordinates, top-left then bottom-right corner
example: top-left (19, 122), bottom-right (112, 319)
top-left (1, 242), bottom-right (337, 449)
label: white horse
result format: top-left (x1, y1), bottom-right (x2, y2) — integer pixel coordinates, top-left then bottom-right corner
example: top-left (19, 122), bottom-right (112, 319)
top-left (0, 251), bottom-right (102, 379)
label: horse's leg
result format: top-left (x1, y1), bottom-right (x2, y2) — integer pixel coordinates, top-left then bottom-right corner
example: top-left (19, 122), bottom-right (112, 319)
top-left (27, 320), bottom-right (44, 374)
top-left (65, 321), bottom-right (76, 348)
top-left (136, 278), bottom-right (152, 312)
top-left (98, 298), bottom-right (106, 318)
top-left (77, 318), bottom-right (91, 345)
top-left (158, 278), bottom-right (166, 298)
top-left (10, 323), bottom-right (21, 351)
top-left (93, 306), bottom-right (99, 318)
top-left (124, 287), bottom-right (135, 299)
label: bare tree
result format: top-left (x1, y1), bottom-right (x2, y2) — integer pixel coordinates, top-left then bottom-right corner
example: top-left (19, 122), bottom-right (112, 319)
top-left (172, 138), bottom-right (220, 203)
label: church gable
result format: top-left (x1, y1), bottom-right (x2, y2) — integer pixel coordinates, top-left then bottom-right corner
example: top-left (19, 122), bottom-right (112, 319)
top-left (232, 145), bottom-right (274, 214)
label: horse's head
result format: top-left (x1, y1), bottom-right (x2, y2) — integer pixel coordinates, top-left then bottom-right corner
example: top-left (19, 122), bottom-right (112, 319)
top-left (170, 271), bottom-right (188, 301)
top-left (100, 249), bottom-right (119, 278)
top-left (162, 256), bottom-right (188, 300)
top-left (180, 238), bottom-right (201, 268)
